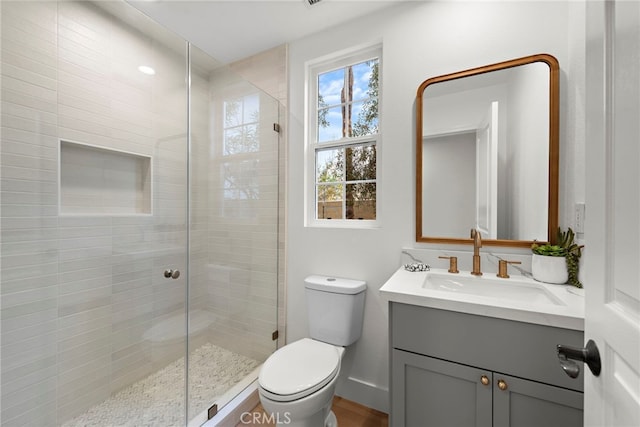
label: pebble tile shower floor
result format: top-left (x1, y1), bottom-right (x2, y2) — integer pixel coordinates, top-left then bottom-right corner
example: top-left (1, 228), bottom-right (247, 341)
top-left (61, 343), bottom-right (259, 427)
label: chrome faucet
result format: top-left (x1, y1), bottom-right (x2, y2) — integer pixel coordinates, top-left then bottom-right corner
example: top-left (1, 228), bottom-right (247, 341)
top-left (470, 228), bottom-right (483, 276)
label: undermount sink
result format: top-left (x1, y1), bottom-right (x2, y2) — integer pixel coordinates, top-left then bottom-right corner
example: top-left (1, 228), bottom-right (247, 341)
top-left (422, 271), bottom-right (565, 306)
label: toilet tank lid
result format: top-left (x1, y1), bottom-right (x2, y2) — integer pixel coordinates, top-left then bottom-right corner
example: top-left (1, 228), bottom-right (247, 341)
top-left (304, 275), bottom-right (366, 294)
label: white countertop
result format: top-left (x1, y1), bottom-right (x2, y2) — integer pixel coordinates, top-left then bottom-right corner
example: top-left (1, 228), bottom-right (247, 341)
top-left (380, 267), bottom-right (585, 331)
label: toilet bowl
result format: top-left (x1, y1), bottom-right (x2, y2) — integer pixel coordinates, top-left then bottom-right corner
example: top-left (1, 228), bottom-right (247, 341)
top-left (258, 275), bottom-right (366, 427)
top-left (259, 338), bottom-right (345, 427)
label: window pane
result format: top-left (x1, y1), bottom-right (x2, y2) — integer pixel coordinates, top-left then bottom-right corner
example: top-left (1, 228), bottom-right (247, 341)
top-left (345, 144), bottom-right (376, 181)
top-left (352, 60), bottom-right (378, 102)
top-left (346, 182), bottom-right (376, 220)
top-left (317, 183), bottom-right (343, 219)
top-left (351, 100), bottom-right (378, 137)
top-left (318, 68), bottom-right (344, 108)
top-left (316, 148), bottom-right (344, 182)
top-left (318, 106), bottom-right (346, 142)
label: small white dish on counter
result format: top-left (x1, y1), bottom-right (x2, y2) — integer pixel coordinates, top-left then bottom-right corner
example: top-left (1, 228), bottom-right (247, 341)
top-left (380, 267), bottom-right (584, 331)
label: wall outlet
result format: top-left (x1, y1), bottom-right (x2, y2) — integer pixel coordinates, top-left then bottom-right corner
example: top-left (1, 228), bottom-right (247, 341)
top-left (575, 203), bottom-right (585, 233)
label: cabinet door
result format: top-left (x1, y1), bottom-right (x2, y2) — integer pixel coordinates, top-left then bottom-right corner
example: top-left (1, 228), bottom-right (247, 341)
top-left (392, 349), bottom-right (492, 427)
top-left (493, 373), bottom-right (583, 427)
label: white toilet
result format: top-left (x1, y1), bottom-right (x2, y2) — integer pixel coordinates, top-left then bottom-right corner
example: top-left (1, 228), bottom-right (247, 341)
top-left (258, 275), bottom-right (366, 427)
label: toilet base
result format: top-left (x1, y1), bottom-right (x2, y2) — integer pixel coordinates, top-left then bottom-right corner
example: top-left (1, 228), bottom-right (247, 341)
top-left (256, 408), bottom-right (337, 427)
top-left (326, 410), bottom-right (337, 427)
top-left (258, 367), bottom-right (339, 427)
top-left (258, 392), bottom-right (335, 427)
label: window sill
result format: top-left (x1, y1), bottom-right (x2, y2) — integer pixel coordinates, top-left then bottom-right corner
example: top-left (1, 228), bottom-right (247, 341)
top-left (306, 219), bottom-right (380, 229)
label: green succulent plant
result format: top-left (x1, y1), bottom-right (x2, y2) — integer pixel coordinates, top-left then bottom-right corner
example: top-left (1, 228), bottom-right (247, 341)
top-left (532, 227), bottom-right (584, 288)
top-left (531, 243), bottom-right (566, 257)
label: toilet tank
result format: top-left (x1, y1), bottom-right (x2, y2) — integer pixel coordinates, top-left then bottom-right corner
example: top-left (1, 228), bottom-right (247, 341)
top-left (304, 275), bottom-right (366, 346)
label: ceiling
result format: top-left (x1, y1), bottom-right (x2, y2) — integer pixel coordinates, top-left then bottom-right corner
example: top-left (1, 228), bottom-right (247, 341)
top-left (127, 0), bottom-right (409, 64)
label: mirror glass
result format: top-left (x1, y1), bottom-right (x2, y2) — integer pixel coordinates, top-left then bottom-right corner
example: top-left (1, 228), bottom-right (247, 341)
top-left (416, 54), bottom-right (559, 247)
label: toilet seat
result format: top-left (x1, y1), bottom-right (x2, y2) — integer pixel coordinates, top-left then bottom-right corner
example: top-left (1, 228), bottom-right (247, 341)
top-left (259, 338), bottom-right (341, 402)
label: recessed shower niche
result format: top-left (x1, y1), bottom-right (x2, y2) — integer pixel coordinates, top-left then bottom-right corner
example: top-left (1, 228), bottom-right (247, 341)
top-left (59, 140), bottom-right (152, 215)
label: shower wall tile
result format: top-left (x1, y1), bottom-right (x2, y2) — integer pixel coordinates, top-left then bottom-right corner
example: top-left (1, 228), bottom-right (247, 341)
top-left (1, 379), bottom-right (58, 427)
top-left (2, 62), bottom-right (57, 91)
top-left (0, 138), bottom-right (57, 163)
top-left (1, 319), bottom-right (57, 349)
top-left (1, 75), bottom-right (57, 103)
top-left (1, 356), bottom-right (57, 399)
top-left (1, 116), bottom-right (58, 140)
top-left (229, 44), bottom-right (288, 107)
top-left (57, 378), bottom-right (110, 422)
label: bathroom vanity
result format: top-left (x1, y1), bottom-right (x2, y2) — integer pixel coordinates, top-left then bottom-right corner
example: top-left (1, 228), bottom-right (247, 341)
top-left (381, 268), bottom-right (585, 427)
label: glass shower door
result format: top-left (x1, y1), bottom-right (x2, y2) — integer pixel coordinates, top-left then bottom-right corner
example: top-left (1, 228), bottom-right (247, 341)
top-left (187, 46), bottom-right (281, 424)
top-left (55, 2), bottom-right (191, 425)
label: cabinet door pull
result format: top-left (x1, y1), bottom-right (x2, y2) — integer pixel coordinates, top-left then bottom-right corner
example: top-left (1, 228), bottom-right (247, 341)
top-left (497, 379), bottom-right (508, 391)
top-left (480, 375), bottom-right (490, 386)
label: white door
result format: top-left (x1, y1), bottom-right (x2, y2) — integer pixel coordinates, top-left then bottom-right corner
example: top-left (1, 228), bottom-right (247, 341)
top-left (584, 1), bottom-right (640, 425)
top-left (475, 101), bottom-right (499, 239)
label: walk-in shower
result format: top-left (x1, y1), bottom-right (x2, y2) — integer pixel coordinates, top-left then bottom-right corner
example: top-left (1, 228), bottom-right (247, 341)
top-left (0, 1), bottom-right (282, 425)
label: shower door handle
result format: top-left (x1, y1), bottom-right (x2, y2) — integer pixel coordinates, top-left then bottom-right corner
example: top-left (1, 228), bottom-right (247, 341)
top-left (163, 269), bottom-right (181, 279)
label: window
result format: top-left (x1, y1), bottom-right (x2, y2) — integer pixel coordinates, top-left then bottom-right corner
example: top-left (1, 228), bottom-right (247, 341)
top-left (308, 46), bottom-right (380, 224)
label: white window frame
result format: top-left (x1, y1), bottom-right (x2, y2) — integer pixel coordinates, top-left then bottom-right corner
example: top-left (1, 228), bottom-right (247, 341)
top-left (305, 45), bottom-right (382, 228)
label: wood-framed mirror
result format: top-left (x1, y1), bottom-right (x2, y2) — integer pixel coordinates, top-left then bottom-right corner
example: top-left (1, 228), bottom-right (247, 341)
top-left (416, 54), bottom-right (559, 247)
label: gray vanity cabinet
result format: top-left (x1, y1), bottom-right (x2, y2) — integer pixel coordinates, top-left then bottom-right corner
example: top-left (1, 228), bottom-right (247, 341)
top-left (392, 349), bottom-right (492, 427)
top-left (492, 372), bottom-right (583, 427)
top-left (390, 302), bottom-right (584, 427)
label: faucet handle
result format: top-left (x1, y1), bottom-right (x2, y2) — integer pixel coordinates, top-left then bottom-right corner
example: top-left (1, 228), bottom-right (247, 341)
top-left (439, 256), bottom-right (459, 274)
top-left (496, 260), bottom-right (522, 278)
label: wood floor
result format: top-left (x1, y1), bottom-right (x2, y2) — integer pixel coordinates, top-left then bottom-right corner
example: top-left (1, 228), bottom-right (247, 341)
top-left (235, 396), bottom-right (388, 426)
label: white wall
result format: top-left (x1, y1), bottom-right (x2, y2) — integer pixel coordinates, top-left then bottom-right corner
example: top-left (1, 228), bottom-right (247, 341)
top-left (507, 62), bottom-right (550, 240)
top-left (287, 0), bottom-right (585, 412)
top-left (422, 133), bottom-right (476, 237)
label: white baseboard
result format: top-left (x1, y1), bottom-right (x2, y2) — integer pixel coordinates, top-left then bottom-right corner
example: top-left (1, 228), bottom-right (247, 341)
top-left (336, 376), bottom-right (389, 414)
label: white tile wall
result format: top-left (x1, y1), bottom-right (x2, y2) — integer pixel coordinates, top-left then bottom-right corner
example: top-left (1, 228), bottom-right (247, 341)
top-left (1, 1), bottom-right (284, 426)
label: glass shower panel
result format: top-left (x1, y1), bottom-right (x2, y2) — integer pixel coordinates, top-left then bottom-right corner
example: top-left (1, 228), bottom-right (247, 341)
top-left (1, 1), bottom-right (189, 425)
top-left (187, 46), bottom-right (280, 424)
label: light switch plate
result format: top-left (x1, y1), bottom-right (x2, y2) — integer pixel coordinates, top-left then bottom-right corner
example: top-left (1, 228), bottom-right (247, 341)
top-left (575, 203), bottom-right (585, 233)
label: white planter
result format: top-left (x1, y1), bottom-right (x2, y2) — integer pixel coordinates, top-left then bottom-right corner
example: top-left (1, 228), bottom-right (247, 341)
top-left (531, 254), bottom-right (568, 284)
